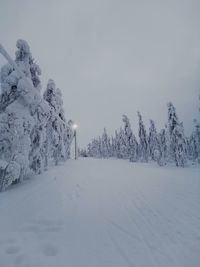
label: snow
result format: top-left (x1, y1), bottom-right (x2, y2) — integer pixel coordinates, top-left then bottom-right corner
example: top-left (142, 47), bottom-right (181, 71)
top-left (0, 158), bottom-right (199, 267)
top-left (0, 160), bottom-right (8, 169)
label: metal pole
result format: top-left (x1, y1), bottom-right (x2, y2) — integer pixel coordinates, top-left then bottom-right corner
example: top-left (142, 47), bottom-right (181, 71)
top-left (74, 130), bottom-right (78, 160)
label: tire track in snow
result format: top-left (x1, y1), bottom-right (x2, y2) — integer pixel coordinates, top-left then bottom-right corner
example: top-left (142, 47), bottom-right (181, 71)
top-left (108, 220), bottom-right (141, 242)
top-left (132, 182), bottom-right (200, 248)
top-left (108, 232), bottom-right (136, 267)
top-left (109, 198), bottom-right (160, 267)
top-left (127, 196), bottom-right (182, 267)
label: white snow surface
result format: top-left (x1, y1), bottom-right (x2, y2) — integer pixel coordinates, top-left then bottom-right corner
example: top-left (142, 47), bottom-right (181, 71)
top-left (0, 158), bottom-right (199, 267)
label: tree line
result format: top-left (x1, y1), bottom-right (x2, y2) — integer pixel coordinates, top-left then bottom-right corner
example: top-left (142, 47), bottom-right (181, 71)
top-left (0, 40), bottom-right (74, 191)
top-left (81, 101), bottom-right (200, 167)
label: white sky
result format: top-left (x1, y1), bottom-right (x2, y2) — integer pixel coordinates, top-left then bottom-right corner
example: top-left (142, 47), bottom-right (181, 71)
top-left (0, 0), bottom-right (200, 146)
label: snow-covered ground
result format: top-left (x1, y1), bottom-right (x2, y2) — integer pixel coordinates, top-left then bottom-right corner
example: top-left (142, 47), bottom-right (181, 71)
top-left (0, 158), bottom-right (199, 267)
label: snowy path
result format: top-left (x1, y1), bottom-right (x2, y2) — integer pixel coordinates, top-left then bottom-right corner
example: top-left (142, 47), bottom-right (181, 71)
top-left (0, 159), bottom-right (200, 267)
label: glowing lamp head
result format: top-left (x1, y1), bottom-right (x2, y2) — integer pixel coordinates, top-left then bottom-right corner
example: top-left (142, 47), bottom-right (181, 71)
top-left (72, 123), bottom-right (78, 130)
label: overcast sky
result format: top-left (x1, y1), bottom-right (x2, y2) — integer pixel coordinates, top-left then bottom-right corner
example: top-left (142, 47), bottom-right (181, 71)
top-left (0, 0), bottom-right (200, 146)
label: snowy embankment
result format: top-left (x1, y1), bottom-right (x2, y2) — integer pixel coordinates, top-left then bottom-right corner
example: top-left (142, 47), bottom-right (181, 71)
top-left (0, 158), bottom-right (199, 267)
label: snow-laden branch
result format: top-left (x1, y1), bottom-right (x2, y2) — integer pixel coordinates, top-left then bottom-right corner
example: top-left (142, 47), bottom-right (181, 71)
top-left (0, 43), bottom-right (42, 110)
top-left (0, 44), bottom-right (25, 79)
top-left (0, 43), bottom-right (38, 97)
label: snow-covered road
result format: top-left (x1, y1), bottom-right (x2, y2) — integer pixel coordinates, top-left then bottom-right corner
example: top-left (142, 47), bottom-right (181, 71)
top-left (0, 158), bottom-right (199, 267)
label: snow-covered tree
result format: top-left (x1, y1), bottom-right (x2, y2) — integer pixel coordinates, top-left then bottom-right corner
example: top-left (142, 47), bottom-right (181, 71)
top-left (0, 63), bottom-right (19, 112)
top-left (87, 138), bottom-right (102, 158)
top-left (173, 123), bottom-right (187, 167)
top-left (84, 100), bottom-right (198, 168)
top-left (0, 40), bottom-right (73, 191)
top-left (167, 102), bottom-right (187, 167)
top-left (137, 112), bottom-right (148, 162)
top-left (43, 79), bottom-right (70, 165)
top-left (101, 128), bottom-right (111, 158)
top-left (148, 119), bottom-right (159, 161)
top-left (14, 42), bottom-right (50, 174)
top-left (112, 131), bottom-right (119, 158)
top-left (0, 40), bottom-right (36, 188)
top-left (110, 131), bottom-right (119, 158)
top-left (167, 102), bottom-right (179, 136)
top-left (189, 96), bottom-right (200, 163)
top-left (189, 125), bottom-right (200, 163)
top-left (115, 127), bottom-right (126, 159)
top-left (122, 115), bottom-right (138, 162)
top-left (156, 128), bottom-right (168, 166)
top-left (29, 100), bottom-right (50, 173)
top-left (79, 148), bottom-right (88, 157)
top-left (64, 120), bottom-right (75, 159)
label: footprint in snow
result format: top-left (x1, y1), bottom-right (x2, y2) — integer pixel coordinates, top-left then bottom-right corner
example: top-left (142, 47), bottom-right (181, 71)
top-left (5, 245), bottom-right (20, 255)
top-left (22, 220), bottom-right (64, 234)
top-left (41, 243), bottom-right (58, 257)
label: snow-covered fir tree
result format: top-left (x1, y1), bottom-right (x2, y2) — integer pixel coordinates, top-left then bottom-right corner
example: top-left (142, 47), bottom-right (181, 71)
top-left (0, 40), bottom-right (74, 191)
top-left (64, 120), bottom-right (75, 160)
top-left (167, 102), bottom-right (187, 167)
top-left (112, 131), bottom-right (120, 158)
top-left (122, 115), bottom-right (138, 162)
top-left (117, 127), bottom-right (127, 159)
top-left (111, 131), bottom-right (120, 158)
top-left (87, 138), bottom-right (101, 158)
top-left (189, 123), bottom-right (200, 163)
top-left (84, 101), bottom-right (198, 167)
top-left (156, 128), bottom-right (168, 166)
top-left (0, 40), bottom-right (35, 190)
top-left (79, 148), bottom-right (88, 157)
top-left (43, 79), bottom-right (73, 165)
top-left (101, 128), bottom-right (111, 158)
top-left (148, 119), bottom-right (159, 161)
top-left (189, 96), bottom-right (200, 163)
top-left (137, 112), bottom-right (148, 162)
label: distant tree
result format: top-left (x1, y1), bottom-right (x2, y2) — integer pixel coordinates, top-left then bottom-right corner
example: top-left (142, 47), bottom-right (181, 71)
top-left (189, 95), bottom-right (200, 163)
top-left (111, 131), bottom-right (120, 158)
top-left (43, 79), bottom-right (68, 165)
top-left (84, 99), bottom-right (199, 168)
top-left (110, 135), bottom-right (115, 157)
top-left (155, 128), bottom-right (168, 166)
top-left (101, 128), bottom-right (111, 158)
top-left (117, 127), bottom-right (126, 158)
top-left (148, 119), bottom-right (159, 161)
top-left (79, 148), bottom-right (88, 157)
top-left (167, 102), bottom-right (187, 167)
top-left (137, 112), bottom-right (148, 162)
top-left (190, 122), bottom-right (200, 163)
top-left (64, 120), bottom-right (75, 159)
top-left (122, 115), bottom-right (138, 162)
top-left (87, 138), bottom-right (102, 158)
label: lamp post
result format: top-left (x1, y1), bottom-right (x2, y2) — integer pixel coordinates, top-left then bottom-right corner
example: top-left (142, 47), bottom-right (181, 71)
top-left (72, 123), bottom-right (78, 160)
